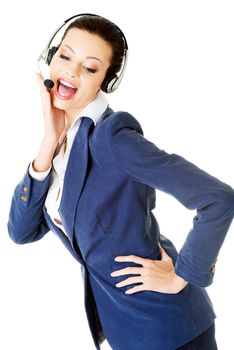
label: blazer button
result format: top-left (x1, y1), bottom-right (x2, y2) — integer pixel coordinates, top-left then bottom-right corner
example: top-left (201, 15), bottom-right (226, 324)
top-left (23, 185), bottom-right (28, 193)
top-left (21, 194), bottom-right (27, 202)
top-left (210, 265), bottom-right (216, 273)
top-left (54, 218), bottom-right (62, 225)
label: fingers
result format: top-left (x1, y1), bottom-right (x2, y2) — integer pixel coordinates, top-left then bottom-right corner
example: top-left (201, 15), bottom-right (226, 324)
top-left (35, 72), bottom-right (45, 89)
top-left (159, 245), bottom-right (172, 262)
top-left (114, 247), bottom-right (171, 266)
top-left (35, 72), bottom-right (43, 82)
top-left (111, 266), bottom-right (143, 277)
top-left (114, 254), bottom-right (150, 266)
top-left (35, 72), bottom-right (51, 97)
top-left (125, 284), bottom-right (145, 294)
top-left (111, 247), bottom-right (175, 295)
top-left (35, 72), bottom-right (52, 113)
top-left (115, 276), bottom-right (143, 288)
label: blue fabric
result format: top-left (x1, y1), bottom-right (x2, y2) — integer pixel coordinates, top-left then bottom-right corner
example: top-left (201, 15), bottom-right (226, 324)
top-left (8, 108), bottom-right (234, 349)
top-left (176, 322), bottom-right (217, 349)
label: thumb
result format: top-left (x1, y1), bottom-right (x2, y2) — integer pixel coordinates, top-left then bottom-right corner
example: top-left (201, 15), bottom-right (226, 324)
top-left (35, 72), bottom-right (45, 92)
top-left (159, 243), bottom-right (171, 261)
top-left (35, 72), bottom-right (51, 102)
top-left (35, 72), bottom-right (44, 83)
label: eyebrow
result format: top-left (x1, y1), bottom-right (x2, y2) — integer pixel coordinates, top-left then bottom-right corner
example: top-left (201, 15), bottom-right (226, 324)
top-left (63, 44), bottom-right (103, 64)
top-left (86, 56), bottom-right (103, 64)
top-left (63, 44), bottom-right (75, 53)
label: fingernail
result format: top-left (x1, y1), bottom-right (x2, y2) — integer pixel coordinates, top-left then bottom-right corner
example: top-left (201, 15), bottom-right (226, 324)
top-left (114, 257), bottom-right (121, 261)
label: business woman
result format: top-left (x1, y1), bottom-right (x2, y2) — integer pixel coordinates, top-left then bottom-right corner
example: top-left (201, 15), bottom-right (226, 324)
top-left (8, 14), bottom-right (234, 350)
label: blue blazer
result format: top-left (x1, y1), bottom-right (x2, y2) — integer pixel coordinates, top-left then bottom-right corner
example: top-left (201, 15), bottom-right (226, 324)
top-left (8, 107), bottom-right (234, 350)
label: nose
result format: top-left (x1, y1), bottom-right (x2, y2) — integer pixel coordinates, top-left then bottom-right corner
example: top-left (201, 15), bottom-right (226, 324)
top-left (66, 71), bottom-right (77, 79)
top-left (66, 63), bottom-right (81, 79)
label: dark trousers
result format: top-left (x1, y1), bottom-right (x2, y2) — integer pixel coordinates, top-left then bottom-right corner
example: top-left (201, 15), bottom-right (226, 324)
top-left (177, 323), bottom-right (217, 349)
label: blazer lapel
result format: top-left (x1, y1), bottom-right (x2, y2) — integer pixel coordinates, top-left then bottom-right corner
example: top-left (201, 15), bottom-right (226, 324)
top-left (58, 117), bottom-right (94, 241)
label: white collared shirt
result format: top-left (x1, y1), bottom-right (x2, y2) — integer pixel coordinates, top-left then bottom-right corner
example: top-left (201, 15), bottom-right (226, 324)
top-left (29, 91), bottom-right (108, 234)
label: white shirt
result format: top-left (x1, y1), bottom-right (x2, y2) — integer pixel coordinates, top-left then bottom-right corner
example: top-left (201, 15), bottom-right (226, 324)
top-left (29, 91), bottom-right (108, 234)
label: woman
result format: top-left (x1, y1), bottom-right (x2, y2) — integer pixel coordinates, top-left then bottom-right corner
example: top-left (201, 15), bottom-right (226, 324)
top-left (8, 13), bottom-right (234, 350)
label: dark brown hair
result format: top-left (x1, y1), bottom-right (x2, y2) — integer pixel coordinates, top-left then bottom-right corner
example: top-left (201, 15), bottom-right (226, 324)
top-left (61, 14), bottom-right (126, 86)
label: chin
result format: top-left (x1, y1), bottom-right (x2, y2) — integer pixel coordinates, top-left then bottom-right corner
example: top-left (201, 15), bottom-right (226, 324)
top-left (52, 95), bottom-right (68, 110)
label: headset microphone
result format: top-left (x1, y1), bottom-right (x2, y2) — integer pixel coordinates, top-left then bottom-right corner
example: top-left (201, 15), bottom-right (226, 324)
top-left (44, 79), bottom-right (54, 89)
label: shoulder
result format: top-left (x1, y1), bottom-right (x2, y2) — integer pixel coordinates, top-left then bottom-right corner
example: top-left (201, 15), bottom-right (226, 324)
top-left (97, 107), bottom-right (144, 137)
top-left (90, 107), bottom-right (144, 164)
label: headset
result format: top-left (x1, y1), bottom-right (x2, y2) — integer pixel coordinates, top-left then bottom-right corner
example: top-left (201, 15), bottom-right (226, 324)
top-left (38, 13), bottom-right (128, 93)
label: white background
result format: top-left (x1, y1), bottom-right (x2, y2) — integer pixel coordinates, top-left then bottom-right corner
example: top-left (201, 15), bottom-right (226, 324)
top-left (0, 0), bottom-right (233, 349)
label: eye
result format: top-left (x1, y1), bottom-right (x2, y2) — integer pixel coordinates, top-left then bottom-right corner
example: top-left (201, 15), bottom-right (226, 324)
top-left (83, 67), bottom-right (97, 74)
top-left (59, 54), bottom-right (70, 61)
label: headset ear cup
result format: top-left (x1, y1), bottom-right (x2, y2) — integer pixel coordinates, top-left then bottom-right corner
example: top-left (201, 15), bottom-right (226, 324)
top-left (101, 74), bottom-right (118, 93)
top-left (46, 46), bottom-right (58, 65)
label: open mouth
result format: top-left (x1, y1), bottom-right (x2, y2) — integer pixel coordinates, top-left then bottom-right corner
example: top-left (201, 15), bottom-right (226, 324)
top-left (55, 78), bottom-right (78, 100)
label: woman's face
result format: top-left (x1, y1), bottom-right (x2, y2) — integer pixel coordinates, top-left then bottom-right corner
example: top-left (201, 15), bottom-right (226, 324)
top-left (49, 28), bottom-right (112, 119)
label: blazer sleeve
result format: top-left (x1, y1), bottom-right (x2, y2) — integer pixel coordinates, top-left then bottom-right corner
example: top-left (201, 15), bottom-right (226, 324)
top-left (101, 111), bottom-right (234, 287)
top-left (7, 165), bottom-right (51, 244)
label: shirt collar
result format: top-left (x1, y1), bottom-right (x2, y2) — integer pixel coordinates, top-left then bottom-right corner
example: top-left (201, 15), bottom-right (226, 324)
top-left (69, 91), bottom-right (109, 130)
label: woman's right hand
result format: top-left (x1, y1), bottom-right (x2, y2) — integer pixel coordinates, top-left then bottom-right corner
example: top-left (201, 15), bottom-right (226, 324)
top-left (35, 72), bottom-right (66, 145)
top-left (32, 73), bottom-right (66, 173)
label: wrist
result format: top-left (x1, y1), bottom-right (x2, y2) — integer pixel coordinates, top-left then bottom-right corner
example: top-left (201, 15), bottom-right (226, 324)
top-left (172, 272), bottom-right (189, 293)
top-left (33, 138), bottom-right (58, 173)
top-left (41, 136), bottom-right (58, 149)
top-left (32, 159), bottom-right (51, 174)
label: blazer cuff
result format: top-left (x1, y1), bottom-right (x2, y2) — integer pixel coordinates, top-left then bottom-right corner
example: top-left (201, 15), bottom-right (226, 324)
top-left (29, 160), bottom-right (52, 181)
top-left (174, 256), bottom-right (216, 288)
top-left (18, 164), bottom-right (51, 207)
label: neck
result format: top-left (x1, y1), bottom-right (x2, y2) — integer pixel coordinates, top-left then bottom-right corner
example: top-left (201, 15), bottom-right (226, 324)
top-left (65, 108), bottom-right (83, 128)
top-left (64, 93), bottom-right (99, 127)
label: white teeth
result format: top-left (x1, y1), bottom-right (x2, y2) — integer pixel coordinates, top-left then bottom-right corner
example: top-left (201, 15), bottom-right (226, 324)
top-left (59, 79), bottom-right (76, 89)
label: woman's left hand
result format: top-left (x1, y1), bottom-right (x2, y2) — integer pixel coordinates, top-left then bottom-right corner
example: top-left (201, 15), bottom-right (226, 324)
top-left (110, 245), bottom-right (188, 294)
